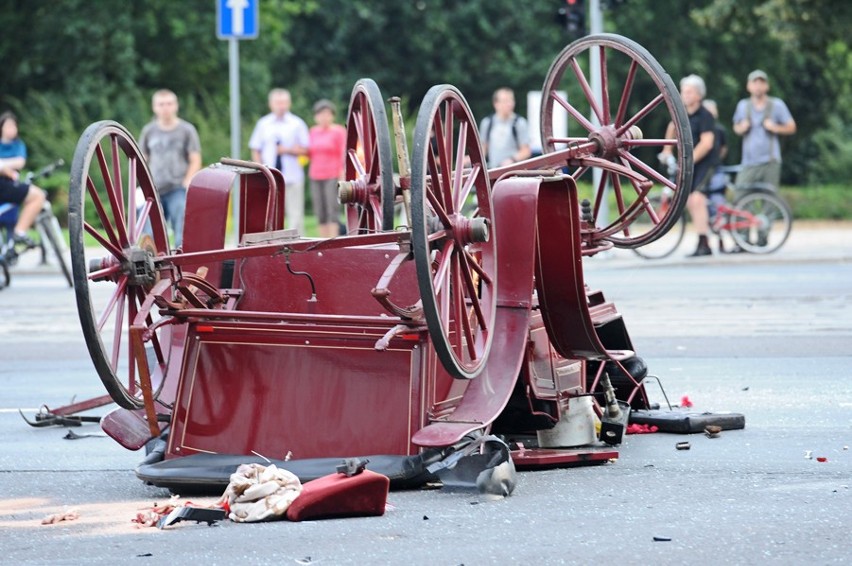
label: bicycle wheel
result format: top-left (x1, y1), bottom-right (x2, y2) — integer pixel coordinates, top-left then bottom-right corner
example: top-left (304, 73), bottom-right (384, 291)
top-left (632, 195), bottom-right (686, 259)
top-left (727, 189), bottom-right (792, 254)
top-left (0, 258), bottom-right (8, 289)
top-left (37, 207), bottom-right (73, 287)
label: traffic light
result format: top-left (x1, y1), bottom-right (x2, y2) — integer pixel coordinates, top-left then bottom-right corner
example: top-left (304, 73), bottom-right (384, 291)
top-left (555, 0), bottom-right (586, 37)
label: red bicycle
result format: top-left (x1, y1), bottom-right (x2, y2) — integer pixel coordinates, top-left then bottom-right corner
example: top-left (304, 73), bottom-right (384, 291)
top-left (634, 164), bottom-right (793, 259)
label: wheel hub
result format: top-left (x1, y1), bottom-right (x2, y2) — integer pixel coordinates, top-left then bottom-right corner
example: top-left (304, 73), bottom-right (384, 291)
top-left (338, 178), bottom-right (377, 206)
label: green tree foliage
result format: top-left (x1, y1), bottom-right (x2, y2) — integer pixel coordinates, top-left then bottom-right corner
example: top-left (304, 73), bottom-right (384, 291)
top-left (0, 0), bottom-right (849, 186)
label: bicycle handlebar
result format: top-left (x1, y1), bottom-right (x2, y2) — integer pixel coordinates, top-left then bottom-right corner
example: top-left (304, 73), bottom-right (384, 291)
top-left (24, 159), bottom-right (65, 184)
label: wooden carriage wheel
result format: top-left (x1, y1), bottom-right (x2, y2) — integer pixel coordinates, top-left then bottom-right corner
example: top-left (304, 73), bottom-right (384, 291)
top-left (410, 85), bottom-right (497, 380)
top-left (541, 33), bottom-right (693, 248)
top-left (68, 121), bottom-right (172, 410)
top-left (342, 79), bottom-right (396, 233)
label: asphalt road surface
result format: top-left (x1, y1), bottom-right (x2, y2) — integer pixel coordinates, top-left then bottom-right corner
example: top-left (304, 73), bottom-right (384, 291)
top-left (1, 232), bottom-right (850, 565)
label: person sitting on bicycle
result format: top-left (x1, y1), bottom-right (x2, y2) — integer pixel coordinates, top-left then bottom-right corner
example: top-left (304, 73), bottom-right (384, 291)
top-left (661, 75), bottom-right (718, 257)
top-left (0, 111), bottom-right (46, 248)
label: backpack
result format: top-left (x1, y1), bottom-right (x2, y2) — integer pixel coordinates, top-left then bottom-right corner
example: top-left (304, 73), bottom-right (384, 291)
top-left (745, 97), bottom-right (775, 128)
top-left (482, 113), bottom-right (520, 147)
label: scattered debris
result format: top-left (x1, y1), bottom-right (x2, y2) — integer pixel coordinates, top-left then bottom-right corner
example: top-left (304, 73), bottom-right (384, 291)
top-left (133, 496), bottom-right (182, 528)
top-left (626, 423), bottom-right (659, 434)
top-left (675, 442), bottom-right (691, 451)
top-left (423, 515), bottom-right (429, 520)
top-left (653, 536), bottom-right (672, 542)
top-left (158, 506), bottom-right (226, 529)
top-left (680, 395), bottom-right (693, 408)
top-left (704, 425), bottom-right (722, 438)
top-left (295, 558), bottom-right (312, 565)
top-left (844, 446), bottom-right (849, 451)
top-left (136, 553), bottom-right (153, 557)
top-left (804, 451), bottom-right (813, 460)
top-left (817, 457), bottom-right (828, 463)
top-left (63, 430), bottom-right (106, 440)
top-left (41, 508), bottom-right (79, 525)
top-left (741, 387), bottom-right (749, 391)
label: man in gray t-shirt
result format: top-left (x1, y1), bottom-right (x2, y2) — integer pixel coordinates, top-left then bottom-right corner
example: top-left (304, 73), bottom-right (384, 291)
top-left (479, 88), bottom-right (531, 169)
top-left (732, 70), bottom-right (795, 190)
top-left (138, 89), bottom-right (201, 248)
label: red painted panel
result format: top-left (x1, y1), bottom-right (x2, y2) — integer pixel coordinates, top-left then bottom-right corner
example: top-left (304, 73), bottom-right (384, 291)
top-left (169, 325), bottom-right (421, 460)
top-left (236, 246), bottom-right (421, 317)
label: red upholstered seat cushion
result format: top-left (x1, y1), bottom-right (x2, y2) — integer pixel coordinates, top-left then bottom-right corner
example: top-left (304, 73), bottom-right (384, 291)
top-left (285, 470), bottom-right (390, 521)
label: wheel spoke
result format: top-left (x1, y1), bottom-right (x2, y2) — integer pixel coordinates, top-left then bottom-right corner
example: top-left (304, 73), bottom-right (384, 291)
top-left (616, 93), bottom-right (664, 137)
top-left (620, 151), bottom-right (675, 190)
top-left (432, 110), bottom-right (454, 213)
top-left (452, 255), bottom-right (476, 361)
top-left (620, 138), bottom-right (679, 147)
top-left (134, 199), bottom-right (153, 241)
top-left (348, 148), bottom-right (366, 178)
top-left (551, 90), bottom-right (596, 132)
top-left (110, 284), bottom-right (127, 370)
top-left (452, 121), bottom-right (468, 213)
top-left (88, 263), bottom-right (123, 282)
top-left (614, 60), bottom-right (638, 127)
top-left (463, 248), bottom-right (492, 286)
top-left (569, 56), bottom-right (605, 125)
top-left (97, 275), bottom-right (128, 333)
top-left (95, 141), bottom-right (129, 247)
top-left (432, 239), bottom-right (455, 291)
top-left (84, 221), bottom-right (125, 260)
top-left (456, 248), bottom-right (486, 331)
top-left (599, 45), bottom-right (611, 124)
top-left (86, 177), bottom-right (120, 249)
top-left (592, 169), bottom-right (610, 221)
top-left (110, 135), bottom-right (127, 235)
top-left (128, 156), bottom-right (137, 241)
top-left (610, 173), bottom-right (631, 236)
top-left (426, 150), bottom-right (453, 228)
top-left (455, 163), bottom-right (480, 213)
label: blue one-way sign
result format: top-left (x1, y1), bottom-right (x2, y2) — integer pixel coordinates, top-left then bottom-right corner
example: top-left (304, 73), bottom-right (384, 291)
top-left (217, 0), bottom-right (259, 40)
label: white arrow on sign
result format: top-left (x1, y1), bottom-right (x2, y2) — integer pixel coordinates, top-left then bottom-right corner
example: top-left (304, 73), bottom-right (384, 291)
top-left (226, 0), bottom-right (249, 35)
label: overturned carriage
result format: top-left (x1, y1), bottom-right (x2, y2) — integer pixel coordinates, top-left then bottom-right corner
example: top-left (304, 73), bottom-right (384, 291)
top-left (68, 34), bottom-right (693, 492)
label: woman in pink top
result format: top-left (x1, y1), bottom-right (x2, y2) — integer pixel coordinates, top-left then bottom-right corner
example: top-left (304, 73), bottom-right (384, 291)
top-left (308, 99), bottom-right (347, 238)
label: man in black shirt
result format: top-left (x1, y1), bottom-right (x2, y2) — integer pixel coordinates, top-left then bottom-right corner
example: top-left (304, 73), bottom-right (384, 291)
top-left (662, 74), bottom-right (717, 256)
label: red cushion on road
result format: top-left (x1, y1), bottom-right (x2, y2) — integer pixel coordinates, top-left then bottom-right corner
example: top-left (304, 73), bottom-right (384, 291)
top-left (286, 470), bottom-right (390, 521)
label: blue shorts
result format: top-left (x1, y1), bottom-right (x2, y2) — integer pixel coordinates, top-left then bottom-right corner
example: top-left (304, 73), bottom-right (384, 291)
top-left (0, 176), bottom-right (30, 206)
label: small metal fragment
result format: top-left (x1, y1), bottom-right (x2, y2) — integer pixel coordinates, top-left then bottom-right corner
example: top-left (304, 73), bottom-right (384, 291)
top-left (653, 536), bottom-right (672, 542)
top-left (805, 450), bottom-right (813, 460)
top-left (704, 425), bottom-right (722, 438)
top-left (675, 442), bottom-right (691, 450)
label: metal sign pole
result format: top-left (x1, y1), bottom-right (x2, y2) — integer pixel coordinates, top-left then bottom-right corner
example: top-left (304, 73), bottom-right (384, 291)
top-left (229, 37), bottom-right (240, 245)
top-left (589, 0), bottom-right (606, 228)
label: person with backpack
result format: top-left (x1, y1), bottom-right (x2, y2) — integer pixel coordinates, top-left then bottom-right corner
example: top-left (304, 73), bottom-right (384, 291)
top-left (732, 70), bottom-right (796, 190)
top-left (479, 88), bottom-right (531, 168)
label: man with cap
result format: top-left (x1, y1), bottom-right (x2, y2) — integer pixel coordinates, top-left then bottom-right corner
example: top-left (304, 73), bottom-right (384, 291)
top-left (732, 70), bottom-right (796, 190)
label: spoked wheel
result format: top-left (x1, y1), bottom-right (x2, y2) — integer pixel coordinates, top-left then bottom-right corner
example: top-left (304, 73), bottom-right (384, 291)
top-left (631, 194), bottom-right (686, 259)
top-left (410, 85), bottom-right (497, 380)
top-left (36, 205), bottom-right (73, 287)
top-left (541, 33), bottom-right (692, 248)
top-left (341, 79), bottom-right (395, 234)
top-left (727, 189), bottom-right (792, 254)
top-left (68, 120), bottom-right (172, 410)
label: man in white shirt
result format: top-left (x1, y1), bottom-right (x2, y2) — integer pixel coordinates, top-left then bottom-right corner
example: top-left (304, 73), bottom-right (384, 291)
top-left (249, 89), bottom-right (310, 234)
